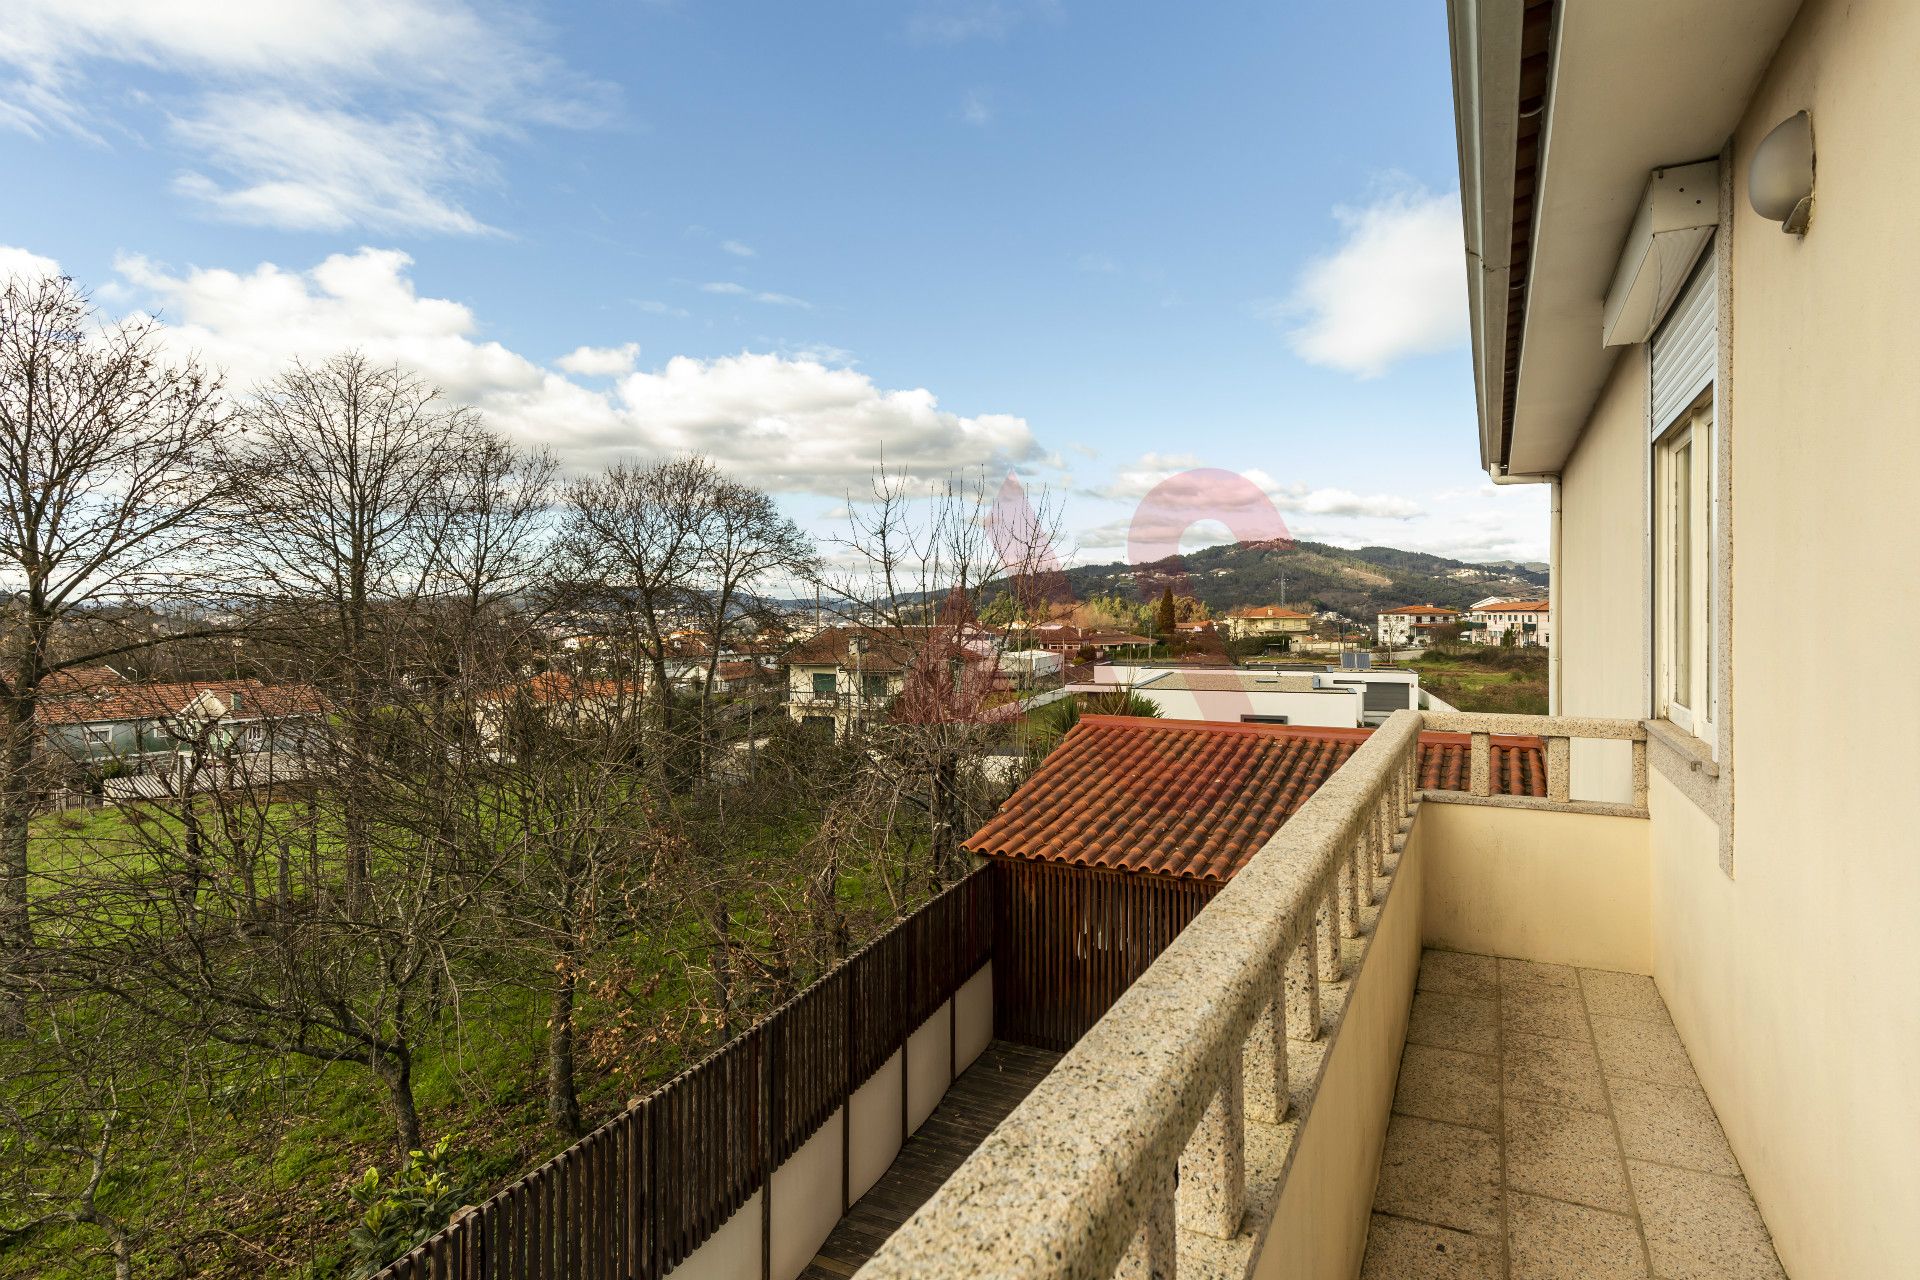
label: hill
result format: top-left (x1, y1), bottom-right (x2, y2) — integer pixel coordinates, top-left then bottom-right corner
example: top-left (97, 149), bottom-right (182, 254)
top-left (1057, 539), bottom-right (1548, 622)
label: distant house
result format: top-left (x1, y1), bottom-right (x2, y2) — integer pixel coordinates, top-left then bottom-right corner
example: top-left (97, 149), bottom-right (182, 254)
top-left (1223, 606), bottom-right (1314, 641)
top-left (38, 678), bottom-right (330, 774)
top-left (782, 625), bottom-right (995, 736)
top-left (1468, 600), bottom-right (1553, 648)
top-left (1005, 625), bottom-right (1153, 659)
top-left (1376, 604), bottom-right (1462, 649)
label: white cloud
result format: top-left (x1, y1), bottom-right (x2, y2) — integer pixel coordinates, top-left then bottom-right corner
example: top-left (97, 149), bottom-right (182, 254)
top-left (699, 282), bottom-right (812, 309)
top-left (109, 245), bottom-right (1040, 495)
top-left (555, 342), bottom-right (640, 377)
top-left (719, 240), bottom-right (756, 258)
top-left (171, 95), bottom-right (496, 234)
top-left (0, 1), bottom-right (607, 234)
top-left (959, 89), bottom-right (993, 127)
top-left (0, 244), bottom-right (62, 281)
top-left (1092, 453), bottom-right (1422, 520)
top-left (1269, 184), bottom-right (1467, 378)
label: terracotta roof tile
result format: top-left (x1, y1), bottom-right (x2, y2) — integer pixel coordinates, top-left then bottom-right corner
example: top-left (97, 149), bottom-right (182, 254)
top-left (1416, 732), bottom-right (1548, 797)
top-left (964, 716), bottom-right (1370, 883)
top-left (964, 718), bottom-right (1552, 884)
top-left (38, 678), bottom-right (328, 726)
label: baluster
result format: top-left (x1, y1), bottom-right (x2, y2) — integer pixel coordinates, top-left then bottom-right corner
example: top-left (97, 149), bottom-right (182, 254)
top-left (1337, 842), bottom-right (1360, 938)
top-left (1469, 731), bottom-right (1492, 798)
top-left (1547, 735), bottom-right (1571, 804)
top-left (1177, 1051), bottom-right (1245, 1240)
top-left (1315, 889), bottom-right (1342, 982)
top-left (1285, 925), bottom-right (1321, 1041)
top-left (1245, 987), bottom-right (1290, 1124)
top-left (1115, 1162), bottom-right (1176, 1280)
top-left (1373, 793), bottom-right (1390, 876)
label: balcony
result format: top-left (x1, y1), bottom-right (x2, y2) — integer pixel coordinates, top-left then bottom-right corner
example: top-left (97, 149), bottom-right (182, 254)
top-left (856, 711), bottom-right (1787, 1279)
top-left (374, 711), bottom-right (1786, 1280)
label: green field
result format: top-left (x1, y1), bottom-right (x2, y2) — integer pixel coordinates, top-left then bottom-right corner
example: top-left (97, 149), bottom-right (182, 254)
top-left (6, 800), bottom-right (899, 1280)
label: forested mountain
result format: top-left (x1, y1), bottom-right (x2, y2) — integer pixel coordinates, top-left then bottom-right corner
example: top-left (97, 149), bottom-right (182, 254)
top-left (1058, 539), bottom-right (1549, 621)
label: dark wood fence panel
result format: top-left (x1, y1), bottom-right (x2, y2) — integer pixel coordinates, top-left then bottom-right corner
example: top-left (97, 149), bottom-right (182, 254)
top-left (990, 860), bottom-right (1216, 1052)
top-left (374, 865), bottom-right (993, 1280)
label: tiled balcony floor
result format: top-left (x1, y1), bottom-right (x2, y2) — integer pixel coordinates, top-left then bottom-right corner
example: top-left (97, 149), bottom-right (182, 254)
top-left (1361, 950), bottom-right (1786, 1280)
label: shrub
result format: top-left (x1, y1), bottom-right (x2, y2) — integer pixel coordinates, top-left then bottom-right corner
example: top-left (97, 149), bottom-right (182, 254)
top-left (346, 1136), bottom-right (470, 1278)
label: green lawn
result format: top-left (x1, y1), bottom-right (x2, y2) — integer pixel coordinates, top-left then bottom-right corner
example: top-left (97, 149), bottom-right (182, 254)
top-left (1411, 650), bottom-right (1549, 715)
top-left (6, 799), bottom-right (904, 1280)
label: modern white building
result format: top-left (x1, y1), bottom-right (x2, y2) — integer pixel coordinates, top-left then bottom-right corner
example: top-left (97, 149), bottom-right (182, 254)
top-left (1375, 604), bottom-right (1461, 648)
top-left (1101, 665), bottom-right (1421, 728)
top-left (1467, 599), bottom-right (1552, 647)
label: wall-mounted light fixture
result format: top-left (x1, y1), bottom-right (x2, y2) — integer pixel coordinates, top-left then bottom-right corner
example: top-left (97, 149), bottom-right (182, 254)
top-left (1749, 111), bottom-right (1814, 235)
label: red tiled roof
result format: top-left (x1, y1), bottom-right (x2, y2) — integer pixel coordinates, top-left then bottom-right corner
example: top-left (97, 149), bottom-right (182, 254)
top-left (964, 717), bottom-right (1370, 883)
top-left (40, 665), bottom-right (123, 694)
top-left (38, 678), bottom-right (328, 726)
top-left (1416, 732), bottom-right (1547, 797)
top-left (1229, 606), bottom-right (1313, 620)
top-left (1381, 605), bottom-right (1459, 617)
top-left (1476, 600), bottom-right (1551, 613)
top-left (964, 718), bottom-right (1552, 883)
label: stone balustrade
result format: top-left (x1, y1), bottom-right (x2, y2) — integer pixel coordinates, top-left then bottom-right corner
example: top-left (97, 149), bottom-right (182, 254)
top-left (1422, 710), bottom-right (1649, 816)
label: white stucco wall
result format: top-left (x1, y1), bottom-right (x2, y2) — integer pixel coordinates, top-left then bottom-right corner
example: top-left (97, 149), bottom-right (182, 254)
top-left (1137, 686), bottom-right (1363, 727)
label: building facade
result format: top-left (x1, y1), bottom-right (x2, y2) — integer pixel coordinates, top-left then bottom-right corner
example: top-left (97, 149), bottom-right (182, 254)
top-left (1466, 599), bottom-right (1552, 647)
top-left (1444, 0), bottom-right (1920, 1271)
top-left (1375, 604), bottom-right (1461, 648)
top-left (1223, 606), bottom-right (1314, 642)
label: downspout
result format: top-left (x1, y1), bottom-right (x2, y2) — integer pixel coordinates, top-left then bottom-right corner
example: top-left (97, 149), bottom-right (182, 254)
top-left (1490, 463), bottom-right (1562, 714)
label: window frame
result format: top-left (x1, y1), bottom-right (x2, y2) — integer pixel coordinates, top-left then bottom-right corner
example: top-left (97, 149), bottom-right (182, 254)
top-left (1652, 391), bottom-right (1717, 745)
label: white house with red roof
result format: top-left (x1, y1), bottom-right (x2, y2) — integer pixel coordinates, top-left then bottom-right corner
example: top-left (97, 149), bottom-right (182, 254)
top-left (1467, 599), bottom-right (1552, 647)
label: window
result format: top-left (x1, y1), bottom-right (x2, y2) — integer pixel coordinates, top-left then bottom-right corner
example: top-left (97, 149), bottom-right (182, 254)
top-left (1654, 393), bottom-right (1716, 739)
top-left (862, 673), bottom-right (888, 700)
top-left (811, 671), bottom-right (837, 696)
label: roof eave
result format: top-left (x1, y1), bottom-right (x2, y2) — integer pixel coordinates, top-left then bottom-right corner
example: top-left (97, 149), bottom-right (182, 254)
top-left (1449, 0), bottom-right (1805, 478)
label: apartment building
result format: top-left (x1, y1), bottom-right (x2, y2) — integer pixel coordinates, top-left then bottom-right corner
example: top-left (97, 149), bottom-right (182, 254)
top-left (1375, 604), bottom-right (1460, 649)
top-left (1466, 598), bottom-right (1552, 647)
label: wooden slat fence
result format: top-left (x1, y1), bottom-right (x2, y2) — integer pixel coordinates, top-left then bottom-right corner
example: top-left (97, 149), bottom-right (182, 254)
top-left (989, 860), bottom-right (1217, 1052)
top-left (374, 865), bottom-right (995, 1280)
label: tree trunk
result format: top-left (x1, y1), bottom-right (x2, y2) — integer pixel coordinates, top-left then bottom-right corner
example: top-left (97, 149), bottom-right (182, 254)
top-left (0, 704), bottom-right (38, 1036)
top-left (928, 752), bottom-right (959, 893)
top-left (372, 1047), bottom-right (423, 1154)
top-left (547, 959), bottom-right (583, 1139)
top-left (709, 898), bottom-right (735, 1039)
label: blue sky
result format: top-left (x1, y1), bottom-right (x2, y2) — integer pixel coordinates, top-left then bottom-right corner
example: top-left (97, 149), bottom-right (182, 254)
top-left (0, 0), bottom-right (1548, 566)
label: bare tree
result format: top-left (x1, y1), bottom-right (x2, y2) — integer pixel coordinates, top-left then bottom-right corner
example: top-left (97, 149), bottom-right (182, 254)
top-left (0, 979), bottom-right (159, 1280)
top-left (485, 672), bottom-right (660, 1137)
top-left (822, 467), bottom-right (1064, 890)
top-left (0, 272), bottom-right (233, 1032)
top-left (227, 352), bottom-right (488, 908)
